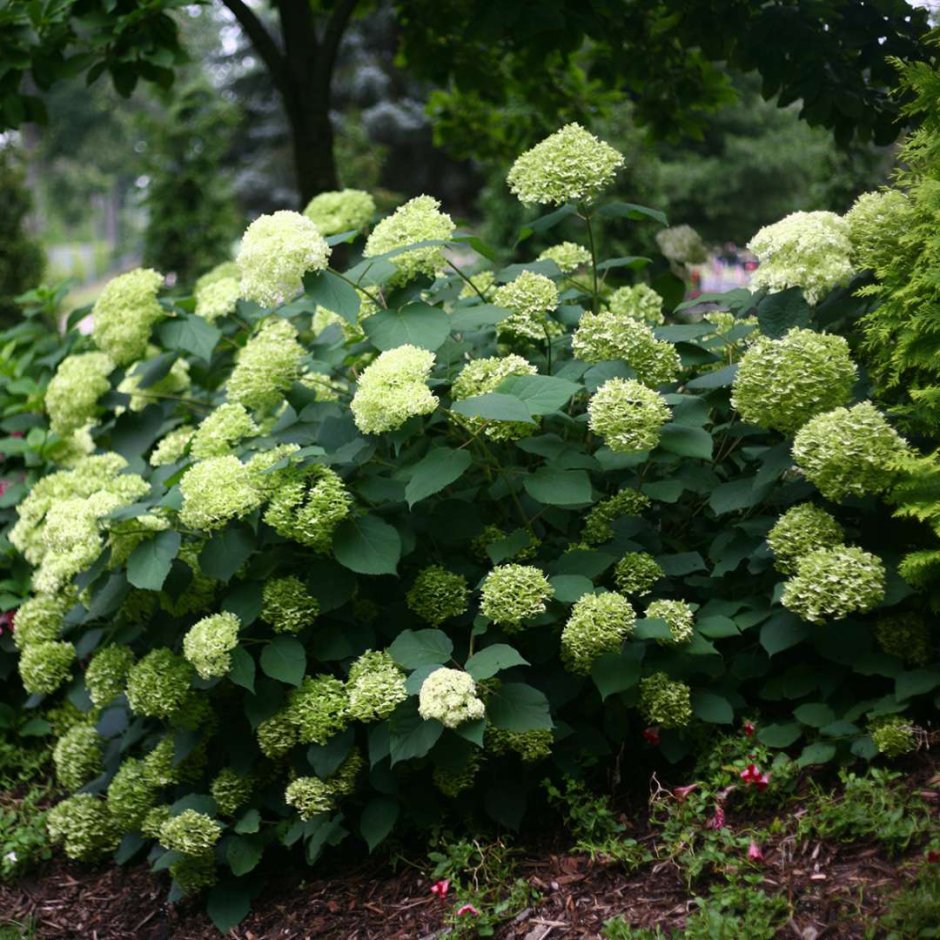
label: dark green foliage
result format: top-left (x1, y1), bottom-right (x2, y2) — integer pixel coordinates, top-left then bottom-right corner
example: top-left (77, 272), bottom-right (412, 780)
top-left (0, 149), bottom-right (44, 327)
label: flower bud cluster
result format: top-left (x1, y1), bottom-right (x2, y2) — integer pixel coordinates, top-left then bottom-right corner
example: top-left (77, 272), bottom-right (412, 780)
top-left (561, 591), bottom-right (636, 674)
top-left (480, 564), bottom-right (553, 631)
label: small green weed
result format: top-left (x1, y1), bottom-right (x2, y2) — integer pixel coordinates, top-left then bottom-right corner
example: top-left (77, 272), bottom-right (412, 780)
top-left (867, 856), bottom-right (940, 940)
top-left (0, 920), bottom-right (37, 940)
top-left (602, 918), bottom-right (668, 939)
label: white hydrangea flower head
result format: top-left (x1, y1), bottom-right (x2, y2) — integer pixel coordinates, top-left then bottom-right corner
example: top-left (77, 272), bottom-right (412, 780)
top-left (346, 650), bottom-right (407, 722)
top-left (11, 591), bottom-right (72, 651)
top-left (747, 211), bottom-right (854, 304)
top-left (572, 312), bottom-right (679, 387)
top-left (731, 328), bottom-right (857, 434)
top-left (480, 564), bottom-right (554, 631)
top-left (303, 188), bottom-right (376, 236)
top-left (238, 210), bottom-right (331, 307)
top-left (588, 378), bottom-right (671, 452)
top-left (418, 667), bottom-right (485, 728)
top-left (179, 455), bottom-right (263, 531)
top-left (561, 591), bottom-right (636, 675)
top-left (285, 776), bottom-right (334, 820)
top-left (182, 612), bottom-right (241, 679)
top-left (263, 463), bottom-right (351, 551)
top-left (227, 315), bottom-right (306, 412)
top-left (507, 123), bottom-right (624, 206)
top-left (459, 269), bottom-right (496, 300)
top-left (845, 189), bottom-right (913, 274)
top-left (450, 354), bottom-right (538, 441)
top-left (351, 344), bottom-right (438, 434)
top-left (190, 403), bottom-right (259, 459)
top-left (159, 810), bottom-right (222, 857)
top-left (287, 675), bottom-right (349, 745)
top-left (195, 276), bottom-right (240, 321)
top-left (494, 271), bottom-right (560, 342)
top-left (45, 352), bottom-right (114, 436)
top-left (194, 260), bottom-right (239, 294)
top-left (646, 599), bottom-right (695, 646)
top-left (656, 225), bottom-right (708, 265)
top-left (363, 195), bottom-right (455, 286)
top-left (537, 242), bottom-right (592, 273)
top-left (766, 504), bottom-right (845, 575)
top-left (607, 284), bottom-right (665, 326)
top-left (781, 545), bottom-right (885, 623)
top-left (639, 672), bottom-right (692, 728)
top-left (92, 267), bottom-right (164, 366)
top-left (792, 402), bottom-right (909, 501)
top-left (149, 426), bottom-right (194, 467)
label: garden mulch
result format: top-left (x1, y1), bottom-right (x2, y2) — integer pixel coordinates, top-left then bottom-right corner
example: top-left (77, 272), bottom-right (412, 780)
top-left (1, 761), bottom-right (937, 940)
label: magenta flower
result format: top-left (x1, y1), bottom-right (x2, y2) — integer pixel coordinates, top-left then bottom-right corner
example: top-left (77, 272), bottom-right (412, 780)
top-left (456, 904), bottom-right (479, 917)
top-left (739, 763), bottom-right (770, 790)
top-left (430, 879), bottom-right (450, 898)
top-left (743, 720), bottom-right (756, 737)
top-left (672, 784), bottom-right (698, 802)
top-left (747, 841), bottom-right (764, 862)
top-left (0, 610), bottom-right (14, 636)
top-left (705, 804), bottom-right (726, 830)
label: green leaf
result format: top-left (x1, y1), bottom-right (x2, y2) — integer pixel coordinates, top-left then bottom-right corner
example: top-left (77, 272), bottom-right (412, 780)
top-left (450, 393), bottom-right (535, 424)
top-left (549, 574), bottom-right (594, 603)
top-left (259, 636), bottom-right (306, 686)
top-left (388, 702), bottom-right (443, 765)
top-left (757, 722), bottom-right (803, 747)
top-left (696, 615), bottom-right (740, 639)
top-left (760, 612), bottom-right (810, 656)
top-left (157, 315), bottom-right (220, 363)
top-left (388, 629), bottom-right (454, 669)
top-left (797, 742), bottom-right (837, 767)
top-left (363, 302), bottom-right (451, 351)
top-left (207, 883), bottom-right (251, 932)
top-left (234, 809), bottom-right (261, 834)
top-left (709, 478), bottom-right (761, 515)
top-left (226, 834), bottom-right (263, 876)
top-left (303, 269), bottom-right (360, 324)
top-left (199, 526), bottom-right (255, 582)
top-left (126, 530), bottom-right (180, 591)
top-left (360, 797), bottom-right (399, 852)
top-left (595, 256), bottom-right (651, 272)
top-left (692, 691), bottom-right (734, 724)
top-left (756, 288), bottom-right (811, 338)
top-left (895, 669), bottom-right (940, 700)
top-left (405, 448), bottom-right (472, 507)
top-left (450, 304), bottom-right (510, 330)
top-left (794, 703), bottom-right (836, 728)
top-left (523, 468), bottom-right (592, 507)
top-left (132, 350), bottom-right (179, 389)
top-left (598, 202), bottom-right (668, 226)
top-left (487, 683), bottom-right (552, 732)
top-left (495, 374), bottom-right (580, 415)
top-left (591, 650), bottom-right (641, 701)
top-left (228, 647), bottom-right (256, 694)
top-left (633, 617), bottom-right (672, 641)
top-left (658, 424), bottom-right (713, 460)
top-left (465, 644), bottom-right (529, 680)
top-left (687, 363), bottom-right (739, 389)
top-left (332, 515), bottom-right (401, 575)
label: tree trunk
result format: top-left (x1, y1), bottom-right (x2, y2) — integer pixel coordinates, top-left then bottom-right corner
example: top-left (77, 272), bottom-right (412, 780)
top-left (284, 95), bottom-right (339, 207)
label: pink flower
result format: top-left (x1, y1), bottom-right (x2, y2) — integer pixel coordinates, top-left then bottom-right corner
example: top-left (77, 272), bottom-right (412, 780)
top-left (0, 480), bottom-right (8, 499)
top-left (739, 764), bottom-right (770, 790)
top-left (672, 784), bottom-right (698, 802)
top-left (430, 879), bottom-right (450, 898)
top-left (456, 904), bottom-right (479, 917)
top-left (642, 726), bottom-right (661, 746)
top-left (0, 610), bottom-right (14, 636)
top-left (743, 720), bottom-right (755, 737)
top-left (705, 804), bottom-right (726, 830)
top-left (747, 841), bottom-right (764, 862)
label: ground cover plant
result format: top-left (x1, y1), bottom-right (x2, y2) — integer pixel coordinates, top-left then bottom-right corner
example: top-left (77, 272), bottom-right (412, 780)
top-left (1, 87), bottom-right (939, 932)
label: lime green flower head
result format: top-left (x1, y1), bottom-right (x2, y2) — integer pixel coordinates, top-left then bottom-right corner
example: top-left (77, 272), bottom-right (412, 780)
top-left (537, 241), bottom-right (591, 273)
top-left (107, 758), bottom-right (157, 830)
top-left (607, 284), bottom-right (665, 326)
top-left (406, 566), bottom-right (470, 626)
top-left (487, 727), bottom-right (554, 762)
top-left (261, 576), bottom-right (319, 633)
top-left (53, 724), bottom-right (103, 790)
top-left (12, 592), bottom-right (72, 651)
top-left (766, 504), bottom-right (845, 575)
top-left (792, 402), bottom-right (908, 501)
top-left (507, 123), bottom-right (624, 206)
top-left (451, 354), bottom-right (538, 441)
top-left (304, 188), bottom-right (376, 236)
top-left (245, 443), bottom-right (302, 497)
top-left (190, 403), bottom-right (259, 459)
top-left (195, 260), bottom-right (240, 293)
top-left (285, 776), bottom-right (334, 820)
top-left (227, 316), bottom-right (306, 411)
top-left (159, 809), bottom-right (222, 857)
top-left (92, 267), bottom-right (164, 365)
top-left (363, 195), bottom-right (454, 286)
top-left (459, 269), bottom-right (496, 299)
top-left (731, 328), bottom-right (857, 434)
top-left (170, 855), bottom-right (218, 895)
top-left (656, 225), bottom-right (708, 265)
top-left (782, 545), bottom-right (885, 624)
top-left (588, 378), bottom-right (671, 453)
top-left (614, 552), bottom-right (664, 596)
top-left (330, 749), bottom-right (363, 797)
top-left (288, 675), bottom-right (349, 745)
top-left (418, 667), bottom-right (485, 728)
top-left (238, 210), bottom-right (331, 307)
top-left (195, 275), bottom-right (240, 321)
top-left (150, 426), bottom-right (194, 467)
top-left (869, 716), bottom-right (917, 758)
top-left (263, 463), bottom-right (351, 551)
top-left (845, 189), bottom-right (913, 274)
top-left (211, 768), bottom-right (253, 817)
top-left (494, 271), bottom-right (560, 342)
top-left (433, 755), bottom-right (481, 797)
top-left (480, 564), bottom-right (554, 631)
top-left (561, 591), bottom-right (636, 675)
top-left (179, 455), bottom-right (263, 531)
top-left (639, 672), bottom-right (692, 729)
top-left (45, 351), bottom-right (114, 436)
top-left (47, 794), bottom-right (120, 860)
top-left (582, 489), bottom-right (650, 545)
top-left (347, 650), bottom-right (407, 722)
top-left (747, 211), bottom-right (854, 304)
top-left (573, 313), bottom-right (679, 387)
top-left (117, 354), bottom-right (190, 414)
top-left (646, 599), bottom-right (694, 646)
top-left (256, 712), bottom-right (298, 759)
top-left (125, 648), bottom-right (194, 718)
top-left (351, 344), bottom-right (438, 434)
top-left (19, 640), bottom-right (74, 695)
top-left (874, 613), bottom-right (932, 667)
top-left (183, 611), bottom-right (241, 679)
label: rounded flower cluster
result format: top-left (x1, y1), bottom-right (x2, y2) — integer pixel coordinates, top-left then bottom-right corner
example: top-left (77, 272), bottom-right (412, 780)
top-left (450, 354), bottom-right (538, 441)
top-left (47, 794), bottom-right (119, 860)
top-left (480, 564), bottom-right (554, 631)
top-left (45, 352), bottom-right (114, 436)
top-left (12, 592), bottom-right (71, 650)
top-left (607, 284), bottom-right (665, 326)
top-left (351, 344), bottom-right (438, 434)
top-left (561, 591), bottom-right (636, 675)
top-left (845, 189), bottom-right (912, 274)
top-left (646, 599), bottom-right (695, 645)
top-left (655, 225), bottom-right (708, 265)
top-left (179, 455), bottom-right (263, 531)
top-left (195, 273), bottom-right (240, 321)
top-left (19, 640), bottom-right (74, 694)
top-left (347, 650), bottom-right (407, 722)
top-left (256, 713), bottom-right (298, 759)
top-left (117, 353), bottom-right (190, 413)
top-left (406, 566), bottom-right (470, 625)
top-left (418, 667), bottom-right (485, 728)
top-left (459, 269), bottom-right (496, 299)
top-left (92, 267), bottom-right (164, 365)
top-left (227, 316), bottom-right (306, 411)
top-left (792, 402), bottom-right (908, 502)
top-left (238, 210), bottom-right (331, 307)
top-left (582, 489), bottom-right (650, 545)
top-left (434, 756), bottom-right (481, 797)
top-left (149, 426), bottom-right (193, 467)
top-left (304, 188), bottom-right (376, 236)
top-left (639, 672), bottom-right (693, 729)
top-left (142, 738), bottom-right (181, 788)
top-left (53, 724), bottom-right (103, 790)
top-left (171, 856), bottom-right (217, 895)
top-left (487, 727), bottom-right (554, 763)
top-left (261, 576), bottom-right (319, 633)
top-left (766, 504), bottom-right (845, 575)
top-left (183, 612), bottom-right (241, 679)
top-left (537, 241), bottom-right (591, 273)
top-left (107, 758), bottom-right (156, 830)
top-left (363, 195), bottom-right (454, 286)
top-left (125, 648), bottom-right (194, 718)
top-left (747, 211), bottom-right (854, 304)
top-left (730, 329), bottom-right (857, 434)
top-left (190, 403), bottom-right (259, 459)
top-left (507, 123), bottom-right (624, 206)
top-left (211, 769), bottom-right (253, 817)
top-left (285, 776), bottom-right (334, 819)
top-left (288, 675), bottom-right (349, 745)
top-left (264, 464), bottom-right (351, 551)
top-left (781, 545), bottom-right (885, 623)
top-left (588, 378), bottom-right (671, 453)
top-left (874, 613), bottom-right (932, 667)
top-left (572, 313), bottom-right (679, 387)
top-left (159, 810), bottom-right (222, 857)
top-left (493, 271), bottom-right (560, 342)
top-left (246, 443), bottom-right (301, 497)
top-left (613, 552), bottom-right (664, 596)
top-left (870, 716), bottom-right (917, 758)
